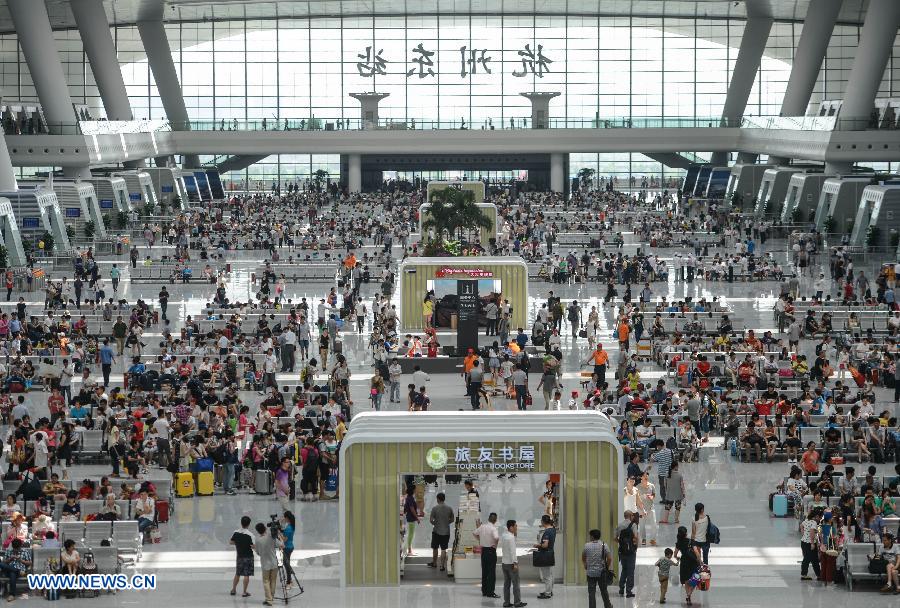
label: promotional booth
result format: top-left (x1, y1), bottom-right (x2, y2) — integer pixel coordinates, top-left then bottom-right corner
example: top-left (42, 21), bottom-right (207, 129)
top-left (339, 411), bottom-right (623, 587)
top-left (426, 180), bottom-right (485, 203)
top-left (398, 257), bottom-right (528, 331)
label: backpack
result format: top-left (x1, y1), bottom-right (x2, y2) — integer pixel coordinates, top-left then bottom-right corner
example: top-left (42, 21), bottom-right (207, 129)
top-left (617, 522), bottom-right (636, 556)
top-left (706, 517), bottom-right (721, 544)
top-left (266, 445), bottom-right (281, 472)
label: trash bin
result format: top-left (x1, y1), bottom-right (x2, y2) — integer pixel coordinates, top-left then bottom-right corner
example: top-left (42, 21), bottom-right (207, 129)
top-left (450, 313), bottom-right (458, 330)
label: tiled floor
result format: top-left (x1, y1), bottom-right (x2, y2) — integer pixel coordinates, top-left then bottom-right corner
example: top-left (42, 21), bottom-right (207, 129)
top-left (6, 236), bottom-right (900, 606)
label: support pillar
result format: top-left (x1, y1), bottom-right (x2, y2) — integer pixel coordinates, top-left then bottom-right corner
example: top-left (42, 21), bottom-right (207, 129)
top-left (0, 134), bottom-right (17, 192)
top-left (780, 0), bottom-right (841, 117)
top-left (348, 154), bottom-right (362, 193)
top-left (550, 153), bottom-right (565, 194)
top-left (826, 0), bottom-right (900, 173)
top-left (7, 0), bottom-right (81, 134)
top-left (349, 93), bottom-right (390, 129)
top-left (520, 92), bottom-right (560, 129)
top-left (71, 0), bottom-right (144, 168)
top-left (710, 15), bottom-right (773, 165)
top-left (770, 0), bottom-right (841, 165)
top-left (838, 0), bottom-right (900, 129)
top-left (137, 19), bottom-right (200, 168)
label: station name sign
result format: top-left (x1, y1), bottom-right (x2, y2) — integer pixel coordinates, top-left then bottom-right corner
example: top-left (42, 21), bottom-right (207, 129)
top-left (426, 445), bottom-right (536, 471)
top-left (435, 267), bottom-right (493, 278)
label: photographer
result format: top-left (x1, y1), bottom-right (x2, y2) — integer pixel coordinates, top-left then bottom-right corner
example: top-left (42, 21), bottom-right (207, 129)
top-left (256, 520), bottom-right (284, 607)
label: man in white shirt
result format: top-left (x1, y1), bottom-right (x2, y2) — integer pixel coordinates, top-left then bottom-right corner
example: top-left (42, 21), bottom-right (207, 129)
top-left (500, 520), bottom-right (524, 607)
top-left (412, 366), bottom-right (430, 389)
top-left (281, 327), bottom-right (297, 373)
top-left (473, 513), bottom-right (501, 598)
top-left (388, 360), bottom-right (403, 403)
top-left (263, 349), bottom-right (278, 391)
top-left (33, 432), bottom-right (49, 477)
top-left (134, 488), bottom-right (155, 535)
top-left (152, 409), bottom-right (171, 468)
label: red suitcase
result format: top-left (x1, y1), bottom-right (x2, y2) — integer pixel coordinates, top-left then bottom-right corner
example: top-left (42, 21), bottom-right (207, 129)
top-left (156, 499), bottom-right (170, 523)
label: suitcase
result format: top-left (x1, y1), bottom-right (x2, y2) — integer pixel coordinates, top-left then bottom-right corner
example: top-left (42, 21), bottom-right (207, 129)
top-left (197, 471), bottom-right (214, 496)
top-left (176, 472), bottom-right (195, 497)
top-left (255, 469), bottom-right (274, 495)
top-left (334, 340), bottom-right (343, 354)
top-left (772, 493), bottom-right (788, 517)
top-left (156, 499), bottom-right (170, 523)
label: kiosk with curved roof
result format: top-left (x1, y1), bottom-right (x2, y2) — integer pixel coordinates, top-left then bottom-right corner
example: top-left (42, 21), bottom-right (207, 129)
top-left (339, 410), bottom-right (623, 586)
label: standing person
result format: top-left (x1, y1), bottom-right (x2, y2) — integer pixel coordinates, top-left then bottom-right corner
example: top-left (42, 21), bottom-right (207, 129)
top-left (99, 339), bottom-right (115, 387)
top-left (690, 503), bottom-right (711, 564)
top-left (673, 526), bottom-right (700, 605)
top-left (469, 360), bottom-right (484, 410)
top-left (427, 492), bottom-right (454, 572)
top-left (638, 471), bottom-right (658, 546)
top-left (661, 459), bottom-right (685, 524)
top-left (500, 520), bottom-right (526, 608)
top-left (274, 458), bottom-right (292, 512)
top-left (534, 514), bottom-right (556, 599)
top-left (650, 438), bottom-right (675, 507)
top-left (511, 364), bottom-right (529, 411)
top-left (158, 286), bottom-right (169, 321)
top-left (254, 522), bottom-right (282, 607)
top-left (584, 343), bottom-right (609, 387)
top-left (229, 516), bottom-right (255, 598)
top-left (112, 316), bottom-right (127, 356)
top-left (655, 548), bottom-right (677, 604)
top-left (403, 485), bottom-right (420, 556)
top-left (388, 359), bottom-right (402, 403)
top-left (615, 511), bottom-right (638, 598)
top-left (800, 509), bottom-right (822, 581)
top-left (582, 529), bottom-right (613, 608)
top-left (280, 512), bottom-right (297, 588)
top-left (109, 264), bottom-right (121, 293)
top-left (473, 512), bottom-right (500, 598)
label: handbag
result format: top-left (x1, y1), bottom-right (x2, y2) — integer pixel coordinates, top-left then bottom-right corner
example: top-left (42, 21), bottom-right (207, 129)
top-left (532, 549), bottom-right (555, 568)
top-left (824, 534), bottom-right (840, 558)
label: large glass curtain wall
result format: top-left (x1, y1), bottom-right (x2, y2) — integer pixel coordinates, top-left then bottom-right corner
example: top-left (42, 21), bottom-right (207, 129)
top-left (0, 16), bottom-right (898, 185)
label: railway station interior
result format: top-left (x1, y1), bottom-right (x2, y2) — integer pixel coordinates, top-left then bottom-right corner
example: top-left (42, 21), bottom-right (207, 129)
top-left (0, 0), bottom-right (898, 606)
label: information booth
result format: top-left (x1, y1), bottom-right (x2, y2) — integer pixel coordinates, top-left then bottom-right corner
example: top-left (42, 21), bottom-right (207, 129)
top-left (339, 411), bottom-right (623, 587)
top-left (398, 257), bottom-right (527, 331)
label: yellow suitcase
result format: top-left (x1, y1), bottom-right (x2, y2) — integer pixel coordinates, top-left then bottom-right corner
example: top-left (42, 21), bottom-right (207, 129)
top-left (196, 471), bottom-right (214, 496)
top-left (176, 472), bottom-right (195, 497)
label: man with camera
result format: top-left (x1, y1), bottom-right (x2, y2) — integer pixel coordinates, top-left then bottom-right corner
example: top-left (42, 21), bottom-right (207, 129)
top-left (256, 518), bottom-right (285, 606)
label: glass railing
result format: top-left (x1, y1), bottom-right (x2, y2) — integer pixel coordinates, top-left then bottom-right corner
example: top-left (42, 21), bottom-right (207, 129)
top-left (741, 115), bottom-right (837, 131)
top-left (3, 119), bottom-right (171, 137)
top-left (168, 116), bottom-right (741, 132)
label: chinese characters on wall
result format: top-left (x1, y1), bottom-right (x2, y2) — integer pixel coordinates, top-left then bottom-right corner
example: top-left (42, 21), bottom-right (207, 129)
top-left (356, 43), bottom-right (554, 79)
top-left (451, 445), bottom-right (536, 471)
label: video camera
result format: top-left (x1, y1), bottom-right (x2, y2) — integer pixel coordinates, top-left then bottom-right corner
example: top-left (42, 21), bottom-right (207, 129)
top-left (267, 514), bottom-right (282, 536)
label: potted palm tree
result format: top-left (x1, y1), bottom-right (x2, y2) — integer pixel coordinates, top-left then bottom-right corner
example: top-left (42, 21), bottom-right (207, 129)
top-left (422, 187), bottom-right (492, 255)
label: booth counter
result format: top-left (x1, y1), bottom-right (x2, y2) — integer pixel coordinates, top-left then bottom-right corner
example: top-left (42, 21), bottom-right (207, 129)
top-left (339, 411), bottom-right (623, 587)
top-left (398, 257), bottom-right (528, 331)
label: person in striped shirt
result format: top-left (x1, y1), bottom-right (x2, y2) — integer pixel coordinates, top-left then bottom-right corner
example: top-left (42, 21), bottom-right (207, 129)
top-left (650, 439), bottom-right (675, 504)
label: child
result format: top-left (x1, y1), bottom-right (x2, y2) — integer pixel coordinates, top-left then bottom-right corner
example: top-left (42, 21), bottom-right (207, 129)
top-left (655, 548), bottom-right (678, 604)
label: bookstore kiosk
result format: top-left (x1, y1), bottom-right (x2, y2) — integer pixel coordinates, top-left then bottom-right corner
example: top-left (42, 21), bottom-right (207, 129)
top-left (339, 411), bottom-right (623, 587)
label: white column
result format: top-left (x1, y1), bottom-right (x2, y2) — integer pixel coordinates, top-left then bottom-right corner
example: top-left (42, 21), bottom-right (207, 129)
top-left (71, 0), bottom-right (133, 121)
top-left (7, 0), bottom-right (79, 133)
top-left (780, 0), bottom-right (841, 117)
top-left (349, 93), bottom-right (390, 129)
top-left (348, 154), bottom-right (362, 193)
top-left (137, 19), bottom-right (200, 167)
top-left (711, 16), bottom-right (773, 165)
top-left (838, 0), bottom-right (900, 129)
top-left (550, 153), bottom-right (564, 193)
top-left (0, 134), bottom-right (16, 192)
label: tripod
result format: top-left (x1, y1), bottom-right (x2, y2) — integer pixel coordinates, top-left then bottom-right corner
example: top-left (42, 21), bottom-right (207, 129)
top-left (274, 548), bottom-right (304, 605)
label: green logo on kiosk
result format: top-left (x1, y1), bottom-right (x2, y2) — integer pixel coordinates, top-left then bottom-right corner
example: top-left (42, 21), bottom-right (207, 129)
top-left (426, 447), bottom-right (449, 470)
